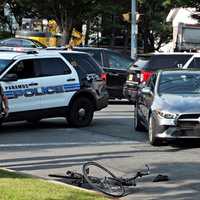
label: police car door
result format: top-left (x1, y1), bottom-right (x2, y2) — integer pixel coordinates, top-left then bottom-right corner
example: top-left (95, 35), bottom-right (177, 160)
top-left (37, 57), bottom-right (79, 109)
top-left (1, 59), bottom-right (41, 112)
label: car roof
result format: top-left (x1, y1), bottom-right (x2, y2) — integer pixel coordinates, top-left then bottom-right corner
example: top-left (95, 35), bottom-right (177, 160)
top-left (74, 46), bottom-right (109, 51)
top-left (190, 53), bottom-right (200, 57)
top-left (159, 69), bottom-right (200, 74)
top-left (0, 51), bottom-right (26, 59)
top-left (45, 49), bottom-right (91, 55)
top-left (0, 37), bottom-right (47, 47)
top-left (138, 52), bottom-right (195, 57)
top-left (0, 49), bottom-right (61, 60)
top-left (2, 37), bottom-right (34, 41)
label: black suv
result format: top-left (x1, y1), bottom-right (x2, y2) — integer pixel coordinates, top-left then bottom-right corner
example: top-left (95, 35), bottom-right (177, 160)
top-left (123, 52), bottom-right (194, 103)
top-left (74, 47), bottom-right (134, 99)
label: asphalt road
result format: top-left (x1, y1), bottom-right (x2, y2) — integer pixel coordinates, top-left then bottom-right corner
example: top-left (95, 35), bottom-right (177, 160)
top-left (0, 102), bottom-right (200, 200)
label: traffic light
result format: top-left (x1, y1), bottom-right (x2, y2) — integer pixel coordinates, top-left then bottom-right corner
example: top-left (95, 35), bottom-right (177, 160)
top-left (122, 12), bottom-right (141, 23)
top-left (122, 12), bottom-right (131, 23)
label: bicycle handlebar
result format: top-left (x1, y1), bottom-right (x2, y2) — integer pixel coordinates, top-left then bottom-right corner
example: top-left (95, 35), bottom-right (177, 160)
top-left (136, 164), bottom-right (150, 177)
top-left (122, 164), bottom-right (150, 186)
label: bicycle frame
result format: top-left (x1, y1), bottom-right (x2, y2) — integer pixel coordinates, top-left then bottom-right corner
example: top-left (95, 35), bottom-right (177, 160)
top-left (49, 162), bottom-right (150, 197)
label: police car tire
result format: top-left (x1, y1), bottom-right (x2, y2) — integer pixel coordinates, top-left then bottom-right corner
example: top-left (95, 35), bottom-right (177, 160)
top-left (67, 97), bottom-right (94, 127)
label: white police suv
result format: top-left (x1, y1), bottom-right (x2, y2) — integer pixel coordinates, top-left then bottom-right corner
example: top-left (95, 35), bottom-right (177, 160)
top-left (0, 49), bottom-right (108, 127)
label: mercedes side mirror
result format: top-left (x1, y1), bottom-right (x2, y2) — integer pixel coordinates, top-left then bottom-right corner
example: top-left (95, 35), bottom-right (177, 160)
top-left (141, 87), bottom-right (153, 95)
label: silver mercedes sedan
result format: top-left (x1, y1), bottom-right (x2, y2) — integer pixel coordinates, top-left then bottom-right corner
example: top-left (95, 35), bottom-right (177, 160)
top-left (134, 70), bottom-right (200, 146)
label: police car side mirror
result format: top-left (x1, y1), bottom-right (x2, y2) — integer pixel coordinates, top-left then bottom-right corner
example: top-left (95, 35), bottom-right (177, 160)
top-left (1, 73), bottom-right (18, 82)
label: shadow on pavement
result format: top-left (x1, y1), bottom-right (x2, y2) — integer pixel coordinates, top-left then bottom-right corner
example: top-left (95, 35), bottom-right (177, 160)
top-left (124, 161), bottom-right (200, 200)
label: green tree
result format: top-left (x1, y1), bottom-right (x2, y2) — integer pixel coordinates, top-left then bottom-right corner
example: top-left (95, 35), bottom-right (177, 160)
top-left (3, 0), bottom-right (200, 49)
top-left (6, 0), bottom-right (97, 44)
top-left (86, 0), bottom-right (130, 51)
top-left (137, 0), bottom-right (173, 52)
top-left (135, 0), bottom-right (200, 52)
top-left (29, 0), bottom-right (97, 44)
top-left (6, 0), bottom-right (35, 28)
top-left (163, 0), bottom-right (200, 8)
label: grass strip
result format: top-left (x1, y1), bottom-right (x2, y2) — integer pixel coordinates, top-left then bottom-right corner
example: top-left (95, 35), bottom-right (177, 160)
top-left (0, 169), bottom-right (109, 200)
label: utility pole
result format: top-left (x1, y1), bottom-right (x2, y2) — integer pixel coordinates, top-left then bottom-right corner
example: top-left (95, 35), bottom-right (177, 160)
top-left (131, 0), bottom-right (137, 59)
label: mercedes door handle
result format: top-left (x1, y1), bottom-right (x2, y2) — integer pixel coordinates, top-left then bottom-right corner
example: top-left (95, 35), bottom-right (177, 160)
top-left (29, 83), bottom-right (38, 86)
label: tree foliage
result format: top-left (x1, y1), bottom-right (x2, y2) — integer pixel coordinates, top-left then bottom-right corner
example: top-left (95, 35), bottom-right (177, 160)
top-left (0, 0), bottom-right (199, 51)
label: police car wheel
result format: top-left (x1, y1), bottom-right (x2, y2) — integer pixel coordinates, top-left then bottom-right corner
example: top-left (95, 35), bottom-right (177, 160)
top-left (67, 97), bottom-right (94, 127)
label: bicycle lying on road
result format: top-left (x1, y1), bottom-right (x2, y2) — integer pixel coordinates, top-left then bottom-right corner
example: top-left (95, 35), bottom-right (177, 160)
top-left (49, 161), bottom-right (150, 197)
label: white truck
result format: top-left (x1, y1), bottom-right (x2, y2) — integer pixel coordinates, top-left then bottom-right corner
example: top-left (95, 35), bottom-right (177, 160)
top-left (174, 23), bottom-right (200, 52)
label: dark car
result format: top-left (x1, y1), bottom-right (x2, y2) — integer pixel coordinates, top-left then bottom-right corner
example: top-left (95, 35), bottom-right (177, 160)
top-left (73, 47), bottom-right (134, 99)
top-left (123, 52), bottom-right (194, 103)
top-left (135, 70), bottom-right (200, 146)
top-left (0, 38), bottom-right (46, 48)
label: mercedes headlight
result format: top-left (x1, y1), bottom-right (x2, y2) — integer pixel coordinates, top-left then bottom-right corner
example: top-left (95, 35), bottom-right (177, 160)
top-left (156, 110), bottom-right (178, 119)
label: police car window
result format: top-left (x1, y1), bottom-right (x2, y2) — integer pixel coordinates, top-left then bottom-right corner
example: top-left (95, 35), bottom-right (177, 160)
top-left (77, 55), bottom-right (100, 73)
top-left (39, 58), bottom-right (71, 76)
top-left (7, 59), bottom-right (36, 79)
top-left (61, 53), bottom-right (102, 74)
top-left (0, 60), bottom-right (13, 75)
top-left (188, 58), bottom-right (200, 68)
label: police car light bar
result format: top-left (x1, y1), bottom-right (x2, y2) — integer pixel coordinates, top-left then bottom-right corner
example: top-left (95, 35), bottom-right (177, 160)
top-left (46, 46), bottom-right (68, 51)
top-left (0, 46), bottom-right (39, 54)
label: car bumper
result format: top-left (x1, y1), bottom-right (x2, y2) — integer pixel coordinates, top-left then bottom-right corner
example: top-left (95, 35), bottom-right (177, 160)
top-left (106, 86), bottom-right (124, 99)
top-left (96, 92), bottom-right (109, 111)
top-left (157, 127), bottom-right (200, 139)
top-left (123, 82), bottom-right (138, 103)
top-left (154, 115), bottom-right (200, 139)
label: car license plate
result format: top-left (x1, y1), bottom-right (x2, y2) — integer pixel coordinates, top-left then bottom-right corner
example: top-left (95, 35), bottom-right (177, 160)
top-left (128, 74), bottom-right (133, 81)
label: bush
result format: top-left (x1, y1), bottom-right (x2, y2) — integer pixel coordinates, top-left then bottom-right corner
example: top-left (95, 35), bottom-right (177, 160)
top-left (0, 32), bottom-right (12, 40)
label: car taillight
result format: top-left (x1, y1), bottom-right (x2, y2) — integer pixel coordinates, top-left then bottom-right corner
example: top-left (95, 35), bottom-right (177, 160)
top-left (140, 70), bottom-right (154, 83)
top-left (100, 73), bottom-right (107, 81)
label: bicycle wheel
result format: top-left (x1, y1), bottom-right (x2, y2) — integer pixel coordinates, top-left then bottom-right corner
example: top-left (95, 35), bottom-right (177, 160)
top-left (82, 162), bottom-right (125, 197)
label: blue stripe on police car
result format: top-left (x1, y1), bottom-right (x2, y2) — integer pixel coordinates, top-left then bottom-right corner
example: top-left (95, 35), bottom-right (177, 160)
top-left (4, 83), bottom-right (80, 99)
